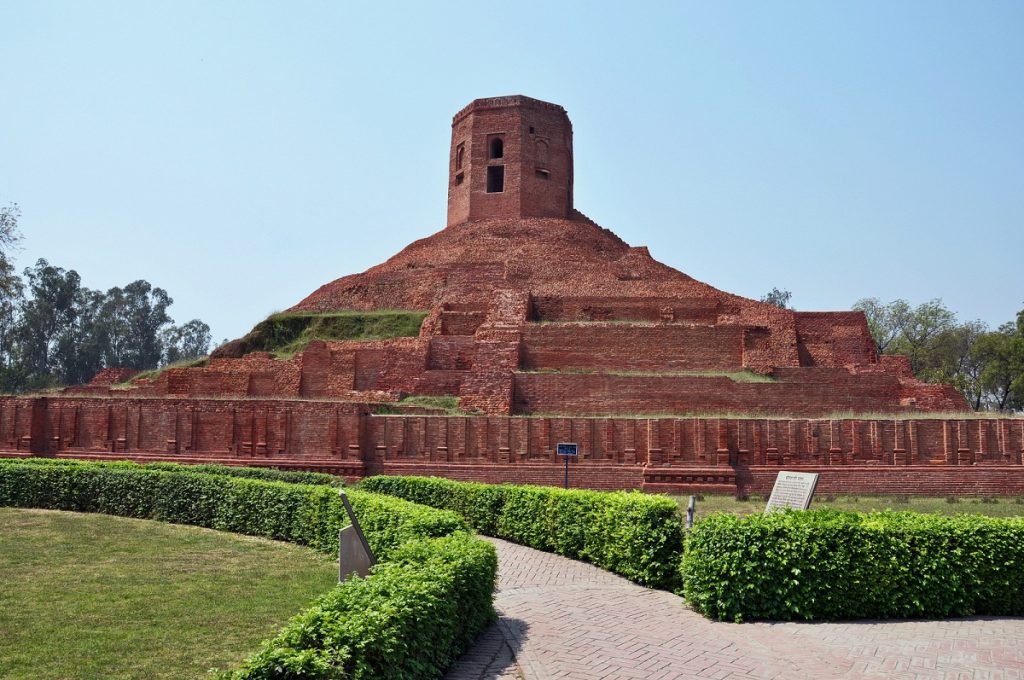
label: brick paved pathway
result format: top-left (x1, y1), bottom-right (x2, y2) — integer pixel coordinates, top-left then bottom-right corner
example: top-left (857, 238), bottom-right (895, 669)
top-left (445, 537), bottom-right (1024, 680)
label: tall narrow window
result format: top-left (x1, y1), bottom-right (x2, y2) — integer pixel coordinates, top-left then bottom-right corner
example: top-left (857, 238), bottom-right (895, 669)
top-left (489, 137), bottom-right (504, 159)
top-left (455, 143), bottom-right (464, 171)
top-left (486, 165), bottom-right (505, 193)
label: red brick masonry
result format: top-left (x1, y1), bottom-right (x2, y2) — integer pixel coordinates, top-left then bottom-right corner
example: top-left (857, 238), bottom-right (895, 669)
top-left (4, 396), bottom-right (1022, 495)
top-left (36, 96), bottom-right (990, 497)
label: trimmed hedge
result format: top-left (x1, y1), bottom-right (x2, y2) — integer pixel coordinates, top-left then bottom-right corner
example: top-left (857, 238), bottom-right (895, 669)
top-left (360, 476), bottom-right (684, 590)
top-left (0, 455), bottom-right (343, 486)
top-left (0, 462), bottom-right (465, 560)
top-left (222, 532), bottom-right (497, 680)
top-left (0, 461), bottom-right (496, 678)
top-left (682, 509), bottom-right (1024, 622)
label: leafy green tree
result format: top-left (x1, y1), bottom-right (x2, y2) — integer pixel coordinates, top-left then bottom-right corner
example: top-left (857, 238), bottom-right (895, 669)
top-left (760, 287), bottom-right (792, 309)
top-left (17, 259), bottom-right (84, 389)
top-left (853, 298), bottom-right (912, 353)
top-left (0, 203), bottom-right (22, 302)
top-left (162, 319), bottom-right (212, 364)
top-left (853, 298), bottom-right (956, 376)
top-left (974, 316), bottom-right (1024, 412)
top-left (0, 203), bottom-right (25, 391)
top-left (855, 297), bottom-right (1024, 412)
top-left (94, 281), bottom-right (172, 370)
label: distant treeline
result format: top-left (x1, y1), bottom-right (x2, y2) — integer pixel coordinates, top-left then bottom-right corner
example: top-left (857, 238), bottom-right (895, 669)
top-left (853, 298), bottom-right (1023, 412)
top-left (0, 203), bottom-right (210, 393)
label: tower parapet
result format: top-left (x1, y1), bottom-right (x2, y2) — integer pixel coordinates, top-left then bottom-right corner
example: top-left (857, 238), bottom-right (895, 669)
top-left (446, 95), bottom-right (574, 227)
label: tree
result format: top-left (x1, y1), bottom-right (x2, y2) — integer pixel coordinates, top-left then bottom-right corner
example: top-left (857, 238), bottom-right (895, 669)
top-left (94, 281), bottom-right (173, 370)
top-left (760, 287), bottom-right (792, 309)
top-left (0, 203), bottom-right (25, 390)
top-left (17, 259), bottom-right (85, 389)
top-left (0, 202), bottom-right (23, 302)
top-left (853, 298), bottom-right (956, 375)
top-left (853, 298), bottom-right (910, 353)
top-left (162, 319), bottom-right (212, 364)
top-left (853, 297), bottom-right (1024, 412)
top-left (974, 315), bottom-right (1024, 412)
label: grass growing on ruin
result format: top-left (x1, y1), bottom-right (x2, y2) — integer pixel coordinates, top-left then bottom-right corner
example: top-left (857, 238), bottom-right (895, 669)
top-left (0, 508), bottom-right (338, 680)
top-left (249, 310), bottom-right (428, 357)
top-left (376, 395), bottom-right (464, 415)
top-left (674, 493), bottom-right (1024, 520)
top-left (119, 356), bottom-right (209, 385)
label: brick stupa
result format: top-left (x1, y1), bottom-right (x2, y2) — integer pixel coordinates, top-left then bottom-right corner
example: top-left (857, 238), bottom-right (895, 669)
top-left (173, 95), bottom-right (962, 417)
top-left (16, 96), bottom-right (1013, 497)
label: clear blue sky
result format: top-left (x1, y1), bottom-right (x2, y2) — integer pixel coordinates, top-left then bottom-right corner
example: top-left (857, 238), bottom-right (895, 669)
top-left (2, 1), bottom-right (1022, 344)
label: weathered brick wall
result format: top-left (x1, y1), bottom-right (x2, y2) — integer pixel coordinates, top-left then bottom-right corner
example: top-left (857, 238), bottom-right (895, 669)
top-left (529, 296), bottom-right (722, 323)
top-left (4, 397), bottom-right (1021, 494)
top-left (1, 396), bottom-right (368, 463)
top-left (87, 368), bottom-right (140, 385)
top-left (440, 310), bottom-right (485, 335)
top-left (448, 96), bottom-right (573, 227)
top-left (427, 336), bottom-right (476, 370)
top-left (520, 324), bottom-right (744, 372)
top-left (512, 372), bottom-right (907, 416)
top-left (795, 312), bottom-right (878, 367)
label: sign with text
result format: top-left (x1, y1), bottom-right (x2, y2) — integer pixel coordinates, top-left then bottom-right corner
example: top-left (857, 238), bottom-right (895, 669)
top-left (556, 442), bottom-right (578, 457)
top-left (765, 471), bottom-right (819, 512)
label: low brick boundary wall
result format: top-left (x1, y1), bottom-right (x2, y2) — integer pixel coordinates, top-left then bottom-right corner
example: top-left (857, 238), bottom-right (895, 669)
top-left (2, 395), bottom-right (1022, 495)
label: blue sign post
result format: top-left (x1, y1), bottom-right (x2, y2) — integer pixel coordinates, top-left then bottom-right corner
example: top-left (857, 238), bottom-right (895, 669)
top-left (556, 442), bottom-right (578, 489)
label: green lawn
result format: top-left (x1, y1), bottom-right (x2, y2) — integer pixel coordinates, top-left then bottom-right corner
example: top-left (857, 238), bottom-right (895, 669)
top-left (0, 508), bottom-right (338, 680)
top-left (674, 493), bottom-right (1024, 520)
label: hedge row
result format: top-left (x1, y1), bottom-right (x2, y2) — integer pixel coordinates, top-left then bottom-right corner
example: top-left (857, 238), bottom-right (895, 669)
top-left (359, 475), bottom-right (684, 590)
top-left (222, 532), bottom-right (496, 680)
top-left (0, 462), bottom-right (496, 678)
top-left (0, 455), bottom-right (343, 486)
top-left (0, 462), bottom-right (465, 560)
top-left (682, 509), bottom-right (1024, 622)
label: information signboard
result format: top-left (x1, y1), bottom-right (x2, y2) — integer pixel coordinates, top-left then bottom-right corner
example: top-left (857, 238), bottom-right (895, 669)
top-left (765, 471), bottom-right (820, 512)
top-left (556, 442), bottom-right (578, 457)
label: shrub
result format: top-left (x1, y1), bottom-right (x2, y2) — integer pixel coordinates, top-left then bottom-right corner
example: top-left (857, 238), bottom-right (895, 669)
top-left (360, 476), bottom-right (685, 590)
top-left (222, 532), bottom-right (497, 680)
top-left (681, 509), bottom-right (1024, 621)
top-left (0, 461), bottom-right (494, 678)
top-left (0, 455), bottom-right (343, 486)
top-left (0, 463), bottom-right (466, 561)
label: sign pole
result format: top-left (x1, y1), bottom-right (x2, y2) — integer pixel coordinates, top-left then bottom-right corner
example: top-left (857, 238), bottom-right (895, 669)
top-left (556, 442), bottom-right (578, 490)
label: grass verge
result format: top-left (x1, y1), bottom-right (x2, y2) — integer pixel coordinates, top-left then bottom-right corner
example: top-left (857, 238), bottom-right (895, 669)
top-left (0, 508), bottom-right (337, 680)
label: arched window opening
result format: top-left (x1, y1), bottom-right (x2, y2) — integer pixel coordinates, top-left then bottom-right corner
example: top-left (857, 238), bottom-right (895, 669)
top-left (455, 144), bottom-right (464, 171)
top-left (489, 137), bottom-right (504, 159)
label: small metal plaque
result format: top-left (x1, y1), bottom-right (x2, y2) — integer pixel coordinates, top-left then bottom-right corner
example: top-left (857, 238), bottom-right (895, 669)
top-left (556, 442), bottom-right (578, 457)
top-left (765, 471), bottom-right (819, 512)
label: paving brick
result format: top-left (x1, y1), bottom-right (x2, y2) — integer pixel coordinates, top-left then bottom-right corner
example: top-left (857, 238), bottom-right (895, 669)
top-left (446, 538), bottom-right (1024, 680)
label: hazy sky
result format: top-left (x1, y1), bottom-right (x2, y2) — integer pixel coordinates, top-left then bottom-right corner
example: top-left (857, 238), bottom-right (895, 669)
top-left (2, 1), bottom-right (1022, 344)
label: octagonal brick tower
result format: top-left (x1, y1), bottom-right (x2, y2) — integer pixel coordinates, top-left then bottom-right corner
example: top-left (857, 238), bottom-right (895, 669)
top-left (446, 95), bottom-right (574, 227)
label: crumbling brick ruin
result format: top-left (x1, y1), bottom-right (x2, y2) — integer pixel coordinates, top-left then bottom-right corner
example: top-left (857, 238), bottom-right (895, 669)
top-left (6, 95), bottom-right (1020, 495)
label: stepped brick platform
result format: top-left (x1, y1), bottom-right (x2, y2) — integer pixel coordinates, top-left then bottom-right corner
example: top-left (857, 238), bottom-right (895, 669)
top-left (15, 95), bottom-right (1017, 495)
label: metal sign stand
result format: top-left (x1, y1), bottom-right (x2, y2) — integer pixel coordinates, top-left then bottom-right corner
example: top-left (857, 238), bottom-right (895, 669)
top-left (338, 489), bottom-right (377, 581)
top-left (556, 442), bottom-right (578, 489)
